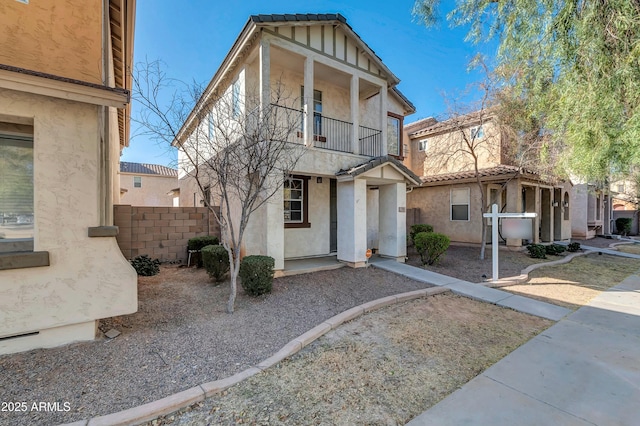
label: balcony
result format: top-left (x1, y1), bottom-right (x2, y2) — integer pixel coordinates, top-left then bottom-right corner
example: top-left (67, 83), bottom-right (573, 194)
top-left (273, 105), bottom-right (382, 157)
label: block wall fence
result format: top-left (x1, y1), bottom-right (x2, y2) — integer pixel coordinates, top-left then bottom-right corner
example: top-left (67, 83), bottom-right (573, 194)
top-left (114, 205), bottom-right (221, 262)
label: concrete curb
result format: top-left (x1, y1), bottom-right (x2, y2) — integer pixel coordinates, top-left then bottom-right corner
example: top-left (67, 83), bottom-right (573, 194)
top-left (62, 286), bottom-right (449, 426)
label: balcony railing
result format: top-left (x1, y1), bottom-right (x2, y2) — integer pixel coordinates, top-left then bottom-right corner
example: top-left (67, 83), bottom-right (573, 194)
top-left (359, 126), bottom-right (382, 157)
top-left (271, 105), bottom-right (382, 157)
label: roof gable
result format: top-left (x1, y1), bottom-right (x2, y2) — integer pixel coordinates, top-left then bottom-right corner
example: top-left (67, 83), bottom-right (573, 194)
top-left (336, 155), bottom-right (422, 186)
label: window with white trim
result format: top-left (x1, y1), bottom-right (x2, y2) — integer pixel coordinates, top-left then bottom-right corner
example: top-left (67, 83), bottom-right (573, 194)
top-left (0, 133), bottom-right (34, 244)
top-left (232, 80), bottom-right (241, 118)
top-left (451, 187), bottom-right (470, 221)
top-left (387, 115), bottom-right (401, 156)
top-left (134, 176), bottom-right (142, 188)
top-left (471, 125), bottom-right (485, 140)
top-left (208, 112), bottom-right (215, 140)
top-left (418, 140), bottom-right (428, 151)
top-left (284, 178), bottom-right (303, 223)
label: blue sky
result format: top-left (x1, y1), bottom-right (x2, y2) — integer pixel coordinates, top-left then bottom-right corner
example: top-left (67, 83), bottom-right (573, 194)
top-left (123, 0), bottom-right (497, 167)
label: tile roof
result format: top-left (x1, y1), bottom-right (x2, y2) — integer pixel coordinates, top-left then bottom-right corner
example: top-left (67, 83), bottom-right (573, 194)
top-left (120, 161), bottom-right (178, 177)
top-left (408, 110), bottom-right (494, 139)
top-left (336, 155), bottom-right (422, 185)
top-left (420, 165), bottom-right (543, 185)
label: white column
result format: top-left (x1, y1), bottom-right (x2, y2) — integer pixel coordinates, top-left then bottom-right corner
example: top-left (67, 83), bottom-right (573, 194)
top-left (378, 182), bottom-right (406, 261)
top-left (337, 179), bottom-right (368, 267)
top-left (350, 74), bottom-right (359, 155)
top-left (380, 84), bottom-right (388, 156)
top-left (259, 38), bottom-right (271, 111)
top-left (303, 56), bottom-right (314, 147)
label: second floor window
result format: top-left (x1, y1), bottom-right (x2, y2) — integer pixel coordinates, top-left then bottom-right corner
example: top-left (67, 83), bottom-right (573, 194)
top-left (471, 125), bottom-right (485, 140)
top-left (208, 113), bottom-right (215, 140)
top-left (387, 113), bottom-right (401, 156)
top-left (300, 87), bottom-right (322, 135)
top-left (232, 80), bottom-right (240, 118)
top-left (134, 176), bottom-right (142, 188)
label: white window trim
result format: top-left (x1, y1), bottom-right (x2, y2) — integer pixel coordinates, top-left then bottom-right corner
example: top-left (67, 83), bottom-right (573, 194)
top-left (471, 125), bottom-right (485, 140)
top-left (450, 187), bottom-right (470, 221)
top-left (284, 177), bottom-right (304, 224)
top-left (418, 140), bottom-right (428, 151)
top-left (133, 176), bottom-right (142, 188)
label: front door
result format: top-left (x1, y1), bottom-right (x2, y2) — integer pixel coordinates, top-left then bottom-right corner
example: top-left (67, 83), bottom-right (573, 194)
top-left (330, 179), bottom-right (337, 252)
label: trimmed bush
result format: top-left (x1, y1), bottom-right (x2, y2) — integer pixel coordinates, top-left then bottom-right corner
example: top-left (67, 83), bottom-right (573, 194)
top-left (414, 231), bottom-right (450, 265)
top-left (202, 244), bottom-right (229, 281)
top-left (567, 242), bottom-right (581, 252)
top-left (130, 255), bottom-right (160, 276)
top-left (239, 255), bottom-right (275, 296)
top-left (188, 236), bottom-right (220, 267)
top-left (409, 224), bottom-right (434, 244)
top-left (616, 218), bottom-right (633, 236)
top-left (545, 244), bottom-right (566, 256)
top-left (526, 244), bottom-right (547, 259)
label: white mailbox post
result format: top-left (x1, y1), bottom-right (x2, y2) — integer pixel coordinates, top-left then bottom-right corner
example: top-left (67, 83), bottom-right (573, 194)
top-left (483, 204), bottom-right (537, 282)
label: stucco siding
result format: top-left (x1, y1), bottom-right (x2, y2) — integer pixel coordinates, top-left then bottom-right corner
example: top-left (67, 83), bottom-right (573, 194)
top-left (284, 178), bottom-right (330, 258)
top-left (120, 173), bottom-right (177, 207)
top-left (0, 0), bottom-right (103, 84)
top-left (0, 88), bottom-right (136, 349)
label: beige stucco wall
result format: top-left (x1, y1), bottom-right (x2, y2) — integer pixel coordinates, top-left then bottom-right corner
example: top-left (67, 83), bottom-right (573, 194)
top-left (0, 0), bottom-right (103, 84)
top-left (284, 178), bottom-right (330, 258)
top-left (120, 173), bottom-right (178, 207)
top-left (0, 88), bottom-right (137, 354)
top-left (407, 183), bottom-right (485, 244)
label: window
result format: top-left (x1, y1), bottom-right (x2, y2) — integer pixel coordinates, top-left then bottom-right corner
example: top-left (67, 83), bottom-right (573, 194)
top-left (387, 113), bottom-right (403, 156)
top-left (300, 87), bottom-right (322, 135)
top-left (232, 80), bottom-right (241, 118)
top-left (208, 112), bottom-right (215, 140)
top-left (284, 175), bottom-right (310, 228)
top-left (451, 187), bottom-right (470, 221)
top-left (0, 133), bottom-right (34, 243)
top-left (418, 140), bottom-right (428, 151)
top-left (202, 185), bottom-right (211, 208)
top-left (134, 176), bottom-right (141, 188)
top-left (618, 184), bottom-right (625, 193)
top-left (471, 125), bottom-right (485, 140)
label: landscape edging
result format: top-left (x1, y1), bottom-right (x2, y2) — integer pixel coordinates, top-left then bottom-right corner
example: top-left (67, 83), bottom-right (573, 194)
top-left (64, 286), bottom-right (449, 426)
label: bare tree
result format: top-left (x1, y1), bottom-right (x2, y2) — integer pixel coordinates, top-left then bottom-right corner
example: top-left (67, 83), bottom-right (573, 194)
top-left (132, 60), bottom-right (304, 313)
top-left (422, 60), bottom-right (563, 259)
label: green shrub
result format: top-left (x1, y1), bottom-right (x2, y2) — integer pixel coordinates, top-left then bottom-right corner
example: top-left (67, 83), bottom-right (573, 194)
top-left (567, 242), bottom-right (581, 252)
top-left (202, 244), bottom-right (229, 281)
top-left (616, 218), bottom-right (633, 236)
top-left (130, 255), bottom-right (160, 276)
top-left (409, 224), bottom-right (434, 244)
top-left (414, 231), bottom-right (450, 265)
top-left (545, 244), bottom-right (566, 256)
top-left (188, 236), bottom-right (220, 267)
top-left (526, 244), bottom-right (547, 259)
top-left (239, 255), bottom-right (275, 296)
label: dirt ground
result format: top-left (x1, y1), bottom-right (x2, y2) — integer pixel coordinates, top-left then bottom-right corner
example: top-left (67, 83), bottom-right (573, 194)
top-left (150, 294), bottom-right (552, 425)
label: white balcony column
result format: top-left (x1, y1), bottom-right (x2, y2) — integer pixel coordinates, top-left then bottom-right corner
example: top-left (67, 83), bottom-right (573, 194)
top-left (380, 83), bottom-right (388, 156)
top-left (303, 56), bottom-right (314, 147)
top-left (350, 74), bottom-right (360, 155)
top-left (259, 38), bottom-right (271, 112)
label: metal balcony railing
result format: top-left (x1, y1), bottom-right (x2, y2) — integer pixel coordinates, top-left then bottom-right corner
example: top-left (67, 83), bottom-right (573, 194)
top-left (313, 115), bottom-right (353, 153)
top-left (359, 126), bottom-right (382, 157)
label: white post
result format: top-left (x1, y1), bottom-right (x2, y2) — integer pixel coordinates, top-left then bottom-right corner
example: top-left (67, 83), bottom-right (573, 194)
top-left (491, 203), bottom-right (499, 282)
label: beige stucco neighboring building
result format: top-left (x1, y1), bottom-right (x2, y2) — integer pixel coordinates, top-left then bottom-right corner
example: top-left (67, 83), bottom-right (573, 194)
top-left (0, 0), bottom-right (137, 354)
top-left (404, 112), bottom-right (572, 246)
top-left (570, 183), bottom-right (613, 238)
top-left (176, 14), bottom-right (419, 271)
top-left (119, 161), bottom-right (178, 207)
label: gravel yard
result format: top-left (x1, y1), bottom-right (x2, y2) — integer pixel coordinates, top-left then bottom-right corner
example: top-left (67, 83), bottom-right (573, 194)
top-left (0, 266), bottom-right (435, 426)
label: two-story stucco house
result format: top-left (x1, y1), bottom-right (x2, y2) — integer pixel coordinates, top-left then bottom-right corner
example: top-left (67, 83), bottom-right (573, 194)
top-left (0, 0), bottom-right (137, 354)
top-left (175, 14), bottom-right (420, 271)
top-left (404, 111), bottom-right (572, 246)
top-left (119, 161), bottom-right (179, 207)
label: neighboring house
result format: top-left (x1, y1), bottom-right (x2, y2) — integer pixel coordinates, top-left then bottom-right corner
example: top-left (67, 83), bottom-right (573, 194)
top-left (571, 183), bottom-right (613, 238)
top-left (404, 112), bottom-right (572, 246)
top-left (610, 179), bottom-right (638, 211)
top-left (119, 161), bottom-right (178, 207)
top-left (0, 0), bottom-right (137, 354)
top-left (176, 14), bottom-right (419, 271)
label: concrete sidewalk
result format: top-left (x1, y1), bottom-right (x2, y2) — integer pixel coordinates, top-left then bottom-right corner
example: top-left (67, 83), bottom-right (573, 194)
top-left (406, 273), bottom-right (640, 425)
top-left (370, 258), bottom-right (570, 321)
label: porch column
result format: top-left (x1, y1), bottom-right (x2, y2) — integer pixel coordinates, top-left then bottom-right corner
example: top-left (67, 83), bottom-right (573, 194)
top-left (378, 183), bottom-right (407, 262)
top-left (265, 175), bottom-right (285, 270)
top-left (534, 186), bottom-right (541, 243)
top-left (505, 179), bottom-right (522, 247)
top-left (259, 38), bottom-right (271, 111)
top-left (337, 179), bottom-right (368, 267)
top-left (350, 75), bottom-right (359, 155)
top-left (303, 56), bottom-right (314, 147)
top-left (380, 84), bottom-right (388, 156)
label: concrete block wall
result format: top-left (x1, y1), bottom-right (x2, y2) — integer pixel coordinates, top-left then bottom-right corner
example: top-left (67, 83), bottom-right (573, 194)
top-left (114, 205), bottom-right (220, 262)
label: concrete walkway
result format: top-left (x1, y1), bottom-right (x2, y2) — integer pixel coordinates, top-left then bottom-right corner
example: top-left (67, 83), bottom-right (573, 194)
top-left (555, 241), bottom-right (640, 259)
top-left (400, 269), bottom-right (640, 425)
top-left (370, 258), bottom-right (570, 321)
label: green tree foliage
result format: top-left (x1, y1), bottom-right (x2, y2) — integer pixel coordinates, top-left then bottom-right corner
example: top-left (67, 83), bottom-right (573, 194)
top-left (413, 0), bottom-right (640, 180)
